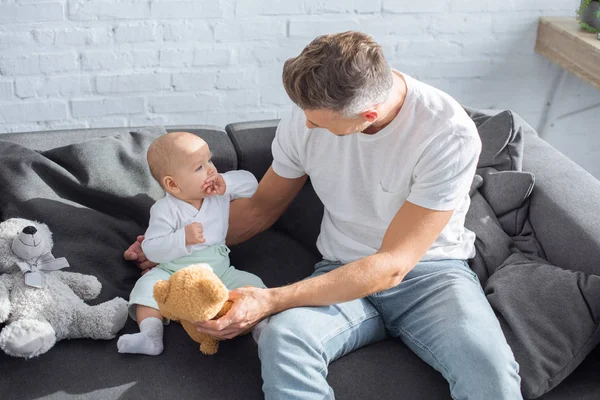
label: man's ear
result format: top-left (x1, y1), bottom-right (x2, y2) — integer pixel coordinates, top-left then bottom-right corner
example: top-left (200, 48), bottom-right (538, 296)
top-left (362, 109), bottom-right (379, 123)
top-left (163, 176), bottom-right (180, 194)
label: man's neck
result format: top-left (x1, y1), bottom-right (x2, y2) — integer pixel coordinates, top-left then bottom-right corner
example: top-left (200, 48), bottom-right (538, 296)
top-left (361, 71), bottom-right (408, 135)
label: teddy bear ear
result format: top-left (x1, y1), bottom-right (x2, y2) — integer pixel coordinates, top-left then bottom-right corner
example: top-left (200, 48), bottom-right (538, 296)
top-left (153, 280), bottom-right (170, 306)
top-left (0, 218), bottom-right (37, 271)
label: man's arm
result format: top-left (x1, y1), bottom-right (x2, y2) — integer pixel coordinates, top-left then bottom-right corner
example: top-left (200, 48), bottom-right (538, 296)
top-left (265, 129), bottom-right (480, 310)
top-left (125, 166), bottom-right (307, 268)
top-left (226, 166), bottom-right (307, 246)
top-left (269, 201), bottom-right (453, 310)
top-left (196, 201), bottom-right (453, 338)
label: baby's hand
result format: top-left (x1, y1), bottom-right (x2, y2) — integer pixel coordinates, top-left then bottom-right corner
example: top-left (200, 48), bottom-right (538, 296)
top-left (185, 222), bottom-right (205, 245)
top-left (203, 174), bottom-right (226, 196)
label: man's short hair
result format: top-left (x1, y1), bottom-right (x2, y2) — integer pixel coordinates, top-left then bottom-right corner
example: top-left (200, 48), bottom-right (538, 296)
top-left (282, 31), bottom-right (393, 116)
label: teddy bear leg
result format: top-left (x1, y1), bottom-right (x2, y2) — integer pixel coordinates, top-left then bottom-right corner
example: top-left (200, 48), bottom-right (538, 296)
top-left (72, 297), bottom-right (128, 340)
top-left (0, 318), bottom-right (56, 359)
top-left (199, 338), bottom-right (220, 355)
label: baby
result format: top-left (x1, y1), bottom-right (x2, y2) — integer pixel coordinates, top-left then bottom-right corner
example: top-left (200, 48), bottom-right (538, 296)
top-left (117, 131), bottom-right (266, 356)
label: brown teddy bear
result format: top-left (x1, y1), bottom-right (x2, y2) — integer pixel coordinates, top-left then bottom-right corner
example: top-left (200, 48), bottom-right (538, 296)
top-left (153, 264), bottom-right (238, 355)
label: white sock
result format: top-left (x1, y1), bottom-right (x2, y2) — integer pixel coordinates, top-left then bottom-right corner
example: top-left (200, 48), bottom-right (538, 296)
top-left (117, 317), bottom-right (164, 356)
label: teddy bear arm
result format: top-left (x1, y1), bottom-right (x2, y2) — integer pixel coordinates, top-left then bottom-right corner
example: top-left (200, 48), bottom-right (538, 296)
top-left (53, 271), bottom-right (101, 300)
top-left (0, 275), bottom-right (14, 323)
top-left (180, 320), bottom-right (205, 343)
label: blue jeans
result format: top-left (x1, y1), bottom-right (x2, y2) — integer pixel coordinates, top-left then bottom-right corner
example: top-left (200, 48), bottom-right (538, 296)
top-left (255, 259), bottom-right (522, 399)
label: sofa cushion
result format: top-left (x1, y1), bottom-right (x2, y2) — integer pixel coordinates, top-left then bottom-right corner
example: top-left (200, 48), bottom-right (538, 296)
top-left (523, 131), bottom-right (600, 277)
top-left (479, 169), bottom-right (534, 217)
top-left (0, 126), bottom-right (164, 152)
top-left (0, 127), bottom-right (237, 294)
top-left (225, 120), bottom-right (279, 179)
top-left (0, 227), bottom-right (319, 400)
top-left (230, 229), bottom-right (319, 288)
top-left (486, 253), bottom-right (600, 399)
top-left (0, 112), bottom-right (598, 399)
top-left (463, 110), bottom-right (600, 398)
top-left (225, 120), bottom-right (323, 257)
top-left (166, 125), bottom-right (239, 172)
top-left (466, 190), bottom-right (515, 283)
top-left (467, 175), bottom-right (600, 398)
top-left (466, 108), bottom-right (525, 172)
top-left (0, 127), bottom-right (321, 398)
top-left (329, 339), bottom-right (450, 399)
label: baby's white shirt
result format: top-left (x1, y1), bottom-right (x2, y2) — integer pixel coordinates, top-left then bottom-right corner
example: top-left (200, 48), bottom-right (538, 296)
top-left (141, 170), bottom-right (258, 264)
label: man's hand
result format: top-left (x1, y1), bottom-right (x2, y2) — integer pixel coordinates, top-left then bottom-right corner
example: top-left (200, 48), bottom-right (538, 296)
top-left (203, 174), bottom-right (226, 196)
top-left (123, 235), bottom-right (158, 275)
top-left (194, 287), bottom-right (275, 340)
top-left (185, 222), bottom-right (206, 245)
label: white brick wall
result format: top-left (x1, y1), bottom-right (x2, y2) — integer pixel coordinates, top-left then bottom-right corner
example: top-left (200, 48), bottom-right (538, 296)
top-left (0, 0), bottom-right (599, 177)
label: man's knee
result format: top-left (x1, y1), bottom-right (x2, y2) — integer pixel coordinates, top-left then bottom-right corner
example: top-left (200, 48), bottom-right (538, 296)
top-left (256, 309), bottom-right (319, 358)
top-left (450, 338), bottom-right (521, 399)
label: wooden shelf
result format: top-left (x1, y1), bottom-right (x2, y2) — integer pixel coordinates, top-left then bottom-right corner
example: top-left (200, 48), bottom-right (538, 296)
top-left (535, 17), bottom-right (600, 91)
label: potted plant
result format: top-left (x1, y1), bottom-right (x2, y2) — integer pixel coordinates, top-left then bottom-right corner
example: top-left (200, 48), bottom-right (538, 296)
top-left (577, 0), bottom-right (600, 32)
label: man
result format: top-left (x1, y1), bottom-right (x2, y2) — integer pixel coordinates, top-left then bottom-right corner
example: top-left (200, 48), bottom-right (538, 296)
top-left (125, 31), bottom-right (522, 399)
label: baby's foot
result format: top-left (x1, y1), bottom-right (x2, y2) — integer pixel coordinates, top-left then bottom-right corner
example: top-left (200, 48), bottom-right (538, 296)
top-left (117, 317), bottom-right (164, 356)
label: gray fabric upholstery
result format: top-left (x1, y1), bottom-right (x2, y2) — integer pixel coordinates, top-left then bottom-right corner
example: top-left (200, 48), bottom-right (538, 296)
top-left (487, 253), bottom-right (600, 398)
top-left (0, 229), bottom-right (315, 400)
top-left (466, 109), bottom-right (541, 281)
top-left (0, 126), bottom-right (165, 152)
top-left (470, 110), bottom-right (525, 172)
top-left (464, 109), bottom-right (600, 397)
top-left (479, 169), bottom-right (534, 218)
top-left (466, 190), bottom-right (515, 283)
top-left (225, 120), bottom-right (280, 178)
top-left (0, 128), bottom-right (164, 228)
top-left (329, 340), bottom-right (451, 399)
top-left (0, 127), bottom-right (316, 399)
top-left (523, 132), bottom-right (600, 277)
top-left (476, 168), bottom-right (535, 238)
top-left (166, 125), bottom-right (239, 172)
top-left (0, 109), bottom-right (598, 400)
top-left (229, 111), bottom-right (600, 398)
top-left (226, 120), bottom-right (323, 257)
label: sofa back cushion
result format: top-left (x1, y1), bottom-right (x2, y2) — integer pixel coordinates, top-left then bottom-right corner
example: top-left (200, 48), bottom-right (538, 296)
top-left (226, 121), bottom-right (323, 257)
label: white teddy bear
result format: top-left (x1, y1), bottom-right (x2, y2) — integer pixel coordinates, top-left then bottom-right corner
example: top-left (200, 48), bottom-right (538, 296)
top-left (0, 218), bottom-right (128, 358)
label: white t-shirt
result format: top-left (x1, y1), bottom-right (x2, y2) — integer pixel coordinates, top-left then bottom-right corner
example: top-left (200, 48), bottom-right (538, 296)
top-left (141, 170), bottom-right (258, 264)
top-left (271, 72), bottom-right (482, 265)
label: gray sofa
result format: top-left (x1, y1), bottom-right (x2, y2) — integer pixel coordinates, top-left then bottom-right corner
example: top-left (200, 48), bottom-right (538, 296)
top-left (0, 108), bottom-right (598, 399)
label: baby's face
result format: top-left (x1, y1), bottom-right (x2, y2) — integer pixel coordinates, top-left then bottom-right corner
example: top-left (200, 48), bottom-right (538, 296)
top-left (170, 135), bottom-right (217, 201)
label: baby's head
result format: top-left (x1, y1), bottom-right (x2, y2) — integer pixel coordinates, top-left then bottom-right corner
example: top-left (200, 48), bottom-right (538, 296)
top-left (147, 131), bottom-right (217, 201)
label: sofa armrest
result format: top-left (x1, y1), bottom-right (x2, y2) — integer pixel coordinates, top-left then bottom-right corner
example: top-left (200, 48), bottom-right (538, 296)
top-left (523, 132), bottom-right (600, 275)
